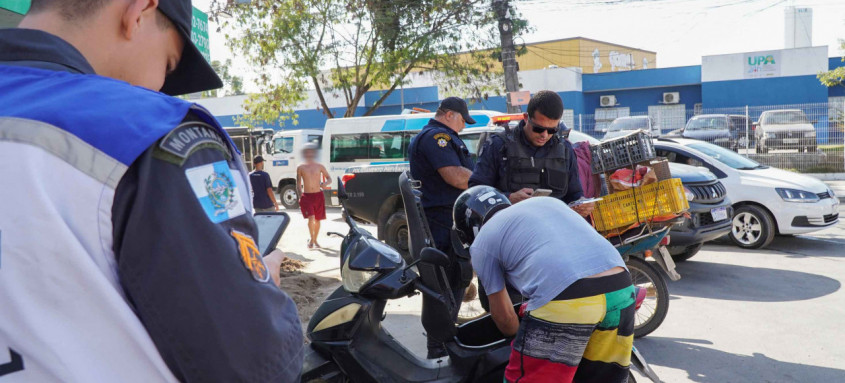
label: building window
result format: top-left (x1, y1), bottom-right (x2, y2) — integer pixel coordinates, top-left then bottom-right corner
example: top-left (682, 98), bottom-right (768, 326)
top-left (594, 107), bottom-right (630, 133)
top-left (648, 104), bottom-right (686, 134)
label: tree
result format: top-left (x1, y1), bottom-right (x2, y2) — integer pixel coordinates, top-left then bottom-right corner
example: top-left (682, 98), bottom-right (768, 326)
top-left (202, 59), bottom-right (245, 98)
top-left (209, 0), bottom-right (526, 127)
top-left (818, 39), bottom-right (845, 88)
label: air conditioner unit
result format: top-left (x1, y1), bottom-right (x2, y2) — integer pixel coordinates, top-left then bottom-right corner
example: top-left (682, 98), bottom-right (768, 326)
top-left (663, 92), bottom-right (680, 104)
top-left (600, 95), bottom-right (617, 107)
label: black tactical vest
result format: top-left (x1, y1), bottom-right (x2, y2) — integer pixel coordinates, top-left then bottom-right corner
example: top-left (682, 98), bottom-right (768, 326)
top-left (495, 126), bottom-right (569, 199)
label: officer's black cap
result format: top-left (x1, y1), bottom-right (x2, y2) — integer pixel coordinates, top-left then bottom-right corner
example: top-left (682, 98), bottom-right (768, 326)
top-left (439, 97), bottom-right (476, 125)
top-left (157, 0), bottom-right (223, 96)
top-left (254, 155), bottom-right (265, 164)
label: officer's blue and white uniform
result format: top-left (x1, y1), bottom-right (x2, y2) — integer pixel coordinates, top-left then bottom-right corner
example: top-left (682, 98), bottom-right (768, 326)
top-left (407, 117), bottom-right (473, 357)
top-left (0, 29), bottom-right (302, 382)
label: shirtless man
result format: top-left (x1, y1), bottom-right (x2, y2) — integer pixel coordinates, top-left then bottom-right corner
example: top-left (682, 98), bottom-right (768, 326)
top-left (296, 144), bottom-right (330, 249)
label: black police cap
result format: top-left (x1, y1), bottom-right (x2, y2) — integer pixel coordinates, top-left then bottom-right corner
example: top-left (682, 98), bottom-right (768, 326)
top-left (439, 97), bottom-right (476, 125)
top-left (157, 0), bottom-right (223, 96)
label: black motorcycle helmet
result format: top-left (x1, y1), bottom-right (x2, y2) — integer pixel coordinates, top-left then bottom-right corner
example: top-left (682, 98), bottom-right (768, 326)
top-left (453, 186), bottom-right (511, 247)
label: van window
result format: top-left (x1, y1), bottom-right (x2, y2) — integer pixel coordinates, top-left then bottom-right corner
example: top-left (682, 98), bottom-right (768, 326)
top-left (462, 133), bottom-right (483, 159)
top-left (274, 137), bottom-right (294, 154)
top-left (307, 135), bottom-right (323, 147)
top-left (330, 133), bottom-right (369, 162)
top-left (370, 133), bottom-right (405, 159)
top-left (762, 111), bottom-right (809, 125)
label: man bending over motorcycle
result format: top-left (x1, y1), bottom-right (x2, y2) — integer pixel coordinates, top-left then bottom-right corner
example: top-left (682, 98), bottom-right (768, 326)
top-left (453, 187), bottom-right (635, 383)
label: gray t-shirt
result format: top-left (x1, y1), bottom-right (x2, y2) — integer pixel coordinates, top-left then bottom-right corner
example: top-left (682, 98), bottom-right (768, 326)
top-left (470, 197), bottom-right (625, 311)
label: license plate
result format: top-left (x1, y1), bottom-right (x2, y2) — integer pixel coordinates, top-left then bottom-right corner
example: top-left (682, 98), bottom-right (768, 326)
top-left (711, 207), bottom-right (728, 221)
top-left (784, 138), bottom-right (799, 144)
top-left (272, 160), bottom-right (289, 166)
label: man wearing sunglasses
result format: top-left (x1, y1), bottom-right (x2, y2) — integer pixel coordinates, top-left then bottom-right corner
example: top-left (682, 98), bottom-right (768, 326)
top-left (470, 91), bottom-right (594, 217)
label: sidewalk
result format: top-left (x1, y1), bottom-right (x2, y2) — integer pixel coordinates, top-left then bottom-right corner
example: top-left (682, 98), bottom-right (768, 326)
top-left (824, 180), bottom-right (845, 203)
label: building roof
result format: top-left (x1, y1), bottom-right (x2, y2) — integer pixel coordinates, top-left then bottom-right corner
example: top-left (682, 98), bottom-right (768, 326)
top-left (523, 36), bottom-right (656, 54)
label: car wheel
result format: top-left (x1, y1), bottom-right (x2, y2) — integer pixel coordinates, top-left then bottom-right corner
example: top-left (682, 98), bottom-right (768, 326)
top-left (385, 211), bottom-right (411, 262)
top-left (667, 243), bottom-right (703, 262)
top-left (729, 205), bottom-right (775, 249)
top-left (278, 184), bottom-right (299, 209)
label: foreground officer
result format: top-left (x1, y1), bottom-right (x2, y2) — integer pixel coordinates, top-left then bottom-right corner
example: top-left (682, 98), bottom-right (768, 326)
top-left (470, 91), bottom-right (593, 216)
top-left (408, 97), bottom-right (475, 358)
top-left (0, 0), bottom-right (302, 381)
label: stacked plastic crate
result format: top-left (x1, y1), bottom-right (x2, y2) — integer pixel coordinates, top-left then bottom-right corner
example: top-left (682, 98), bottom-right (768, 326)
top-left (589, 131), bottom-right (689, 233)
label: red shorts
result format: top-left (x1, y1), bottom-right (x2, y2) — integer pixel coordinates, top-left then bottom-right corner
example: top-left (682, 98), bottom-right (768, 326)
top-left (300, 192), bottom-right (326, 220)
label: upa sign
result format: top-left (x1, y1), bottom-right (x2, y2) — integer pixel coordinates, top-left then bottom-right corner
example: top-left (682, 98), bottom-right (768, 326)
top-left (191, 6), bottom-right (211, 62)
top-left (744, 51), bottom-right (780, 79)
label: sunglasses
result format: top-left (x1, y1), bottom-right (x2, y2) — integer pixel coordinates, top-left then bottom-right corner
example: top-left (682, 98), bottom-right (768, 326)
top-left (527, 117), bottom-right (559, 135)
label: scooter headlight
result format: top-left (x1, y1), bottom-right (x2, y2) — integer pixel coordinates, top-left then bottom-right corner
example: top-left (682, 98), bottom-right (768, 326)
top-left (341, 256), bottom-right (378, 293)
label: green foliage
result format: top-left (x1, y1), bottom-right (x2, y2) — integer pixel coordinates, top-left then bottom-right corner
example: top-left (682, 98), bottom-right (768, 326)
top-left (818, 39), bottom-right (845, 88)
top-left (202, 59), bottom-right (245, 98)
top-left (209, 0), bottom-right (525, 127)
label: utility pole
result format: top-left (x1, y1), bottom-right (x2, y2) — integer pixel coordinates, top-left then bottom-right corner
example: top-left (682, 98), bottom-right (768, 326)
top-left (494, 0), bottom-right (521, 113)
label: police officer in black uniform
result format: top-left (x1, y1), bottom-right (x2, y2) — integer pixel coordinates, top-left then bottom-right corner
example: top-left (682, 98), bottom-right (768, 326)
top-left (470, 90), bottom-right (594, 216)
top-left (0, 0), bottom-right (303, 381)
top-left (408, 97), bottom-right (475, 358)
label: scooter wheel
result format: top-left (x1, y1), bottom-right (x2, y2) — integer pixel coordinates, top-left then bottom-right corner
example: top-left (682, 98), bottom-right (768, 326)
top-left (626, 257), bottom-right (669, 338)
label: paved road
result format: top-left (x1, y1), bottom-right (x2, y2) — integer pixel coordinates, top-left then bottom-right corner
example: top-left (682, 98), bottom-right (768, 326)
top-left (280, 207), bottom-right (845, 382)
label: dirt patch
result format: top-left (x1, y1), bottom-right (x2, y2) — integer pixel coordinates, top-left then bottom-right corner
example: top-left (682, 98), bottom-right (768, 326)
top-left (277, 259), bottom-right (341, 330)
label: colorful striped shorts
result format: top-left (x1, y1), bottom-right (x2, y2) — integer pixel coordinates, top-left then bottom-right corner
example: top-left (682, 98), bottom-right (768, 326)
top-left (505, 271), bottom-right (635, 383)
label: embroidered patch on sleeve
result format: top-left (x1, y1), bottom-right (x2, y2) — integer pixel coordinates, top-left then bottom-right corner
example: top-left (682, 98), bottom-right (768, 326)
top-left (433, 132), bottom-right (451, 148)
top-left (159, 122), bottom-right (230, 160)
top-left (185, 161), bottom-right (246, 223)
top-left (230, 229), bottom-right (271, 283)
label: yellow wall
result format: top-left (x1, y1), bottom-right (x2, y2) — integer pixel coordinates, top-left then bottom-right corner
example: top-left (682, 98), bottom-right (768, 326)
top-left (521, 38), bottom-right (656, 73)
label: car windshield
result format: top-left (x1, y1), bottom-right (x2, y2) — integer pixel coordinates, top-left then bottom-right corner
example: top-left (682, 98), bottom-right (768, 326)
top-left (608, 118), bottom-right (648, 132)
top-left (569, 130), bottom-right (601, 145)
top-left (687, 142), bottom-right (762, 170)
top-left (763, 111), bottom-right (809, 125)
top-left (686, 117), bottom-right (727, 131)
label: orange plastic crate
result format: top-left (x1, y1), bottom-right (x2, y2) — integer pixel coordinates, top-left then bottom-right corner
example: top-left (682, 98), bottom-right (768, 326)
top-left (592, 178), bottom-right (689, 232)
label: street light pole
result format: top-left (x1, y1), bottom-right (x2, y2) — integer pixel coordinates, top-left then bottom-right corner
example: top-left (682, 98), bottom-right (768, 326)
top-left (494, 0), bottom-right (521, 113)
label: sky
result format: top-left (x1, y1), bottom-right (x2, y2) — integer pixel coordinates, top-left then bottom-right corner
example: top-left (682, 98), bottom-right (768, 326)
top-left (192, 0), bottom-right (845, 91)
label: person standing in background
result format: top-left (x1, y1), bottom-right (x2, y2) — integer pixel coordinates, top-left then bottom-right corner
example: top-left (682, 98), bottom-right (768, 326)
top-left (297, 144), bottom-right (330, 249)
top-left (250, 155), bottom-right (279, 213)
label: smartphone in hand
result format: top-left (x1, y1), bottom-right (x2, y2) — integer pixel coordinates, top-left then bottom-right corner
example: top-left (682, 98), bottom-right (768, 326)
top-left (532, 188), bottom-right (553, 197)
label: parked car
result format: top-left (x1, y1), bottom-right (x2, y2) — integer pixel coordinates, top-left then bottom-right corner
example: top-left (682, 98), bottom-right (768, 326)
top-left (754, 109), bottom-right (817, 153)
top-left (603, 116), bottom-right (660, 140)
top-left (681, 114), bottom-right (752, 151)
top-left (655, 137), bottom-right (839, 249)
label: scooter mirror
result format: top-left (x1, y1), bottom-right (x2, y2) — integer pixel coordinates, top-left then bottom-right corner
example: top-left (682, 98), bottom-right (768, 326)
top-left (420, 247), bottom-right (450, 267)
top-left (336, 176), bottom-right (348, 200)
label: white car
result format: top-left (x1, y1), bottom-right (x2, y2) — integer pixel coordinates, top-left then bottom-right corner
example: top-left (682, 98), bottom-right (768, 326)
top-left (655, 138), bottom-right (839, 249)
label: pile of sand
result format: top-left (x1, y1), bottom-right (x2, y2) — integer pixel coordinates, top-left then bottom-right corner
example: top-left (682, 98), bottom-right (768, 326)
top-left (277, 259), bottom-right (341, 330)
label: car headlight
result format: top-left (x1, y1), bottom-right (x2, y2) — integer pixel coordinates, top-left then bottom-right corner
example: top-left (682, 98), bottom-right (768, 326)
top-left (776, 188), bottom-right (820, 203)
top-left (805, 131), bottom-right (816, 138)
top-left (341, 256), bottom-right (378, 293)
top-left (683, 186), bottom-right (695, 202)
top-left (830, 188), bottom-right (837, 198)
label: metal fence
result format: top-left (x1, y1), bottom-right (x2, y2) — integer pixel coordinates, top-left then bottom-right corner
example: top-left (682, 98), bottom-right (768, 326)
top-left (568, 101), bottom-right (845, 174)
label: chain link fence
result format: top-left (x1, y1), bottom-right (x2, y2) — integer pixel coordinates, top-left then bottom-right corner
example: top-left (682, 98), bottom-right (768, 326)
top-left (568, 101), bottom-right (845, 174)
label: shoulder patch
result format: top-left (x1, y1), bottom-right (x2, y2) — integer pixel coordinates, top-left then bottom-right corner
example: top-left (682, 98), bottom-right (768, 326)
top-left (433, 132), bottom-right (451, 148)
top-left (230, 229), bottom-right (271, 283)
top-left (185, 160), bottom-right (246, 223)
top-left (157, 122), bottom-right (230, 164)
